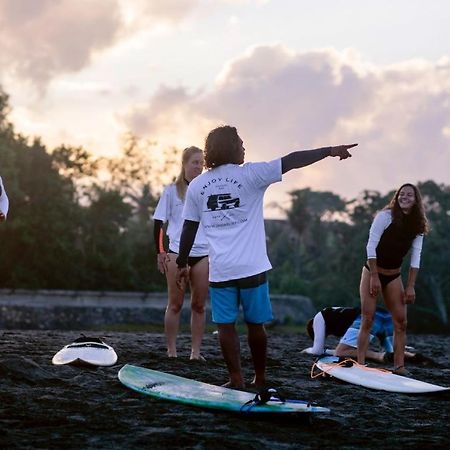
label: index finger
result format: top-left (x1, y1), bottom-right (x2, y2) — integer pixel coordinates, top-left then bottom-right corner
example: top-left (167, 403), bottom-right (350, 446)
top-left (346, 143), bottom-right (358, 149)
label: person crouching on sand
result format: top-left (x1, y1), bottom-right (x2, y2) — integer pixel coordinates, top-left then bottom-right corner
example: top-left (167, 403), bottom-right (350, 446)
top-left (176, 125), bottom-right (357, 389)
top-left (153, 147), bottom-right (209, 360)
top-left (302, 306), bottom-right (421, 363)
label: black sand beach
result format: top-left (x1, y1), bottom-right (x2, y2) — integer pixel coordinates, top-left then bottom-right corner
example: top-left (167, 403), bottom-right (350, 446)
top-left (1, 330), bottom-right (449, 449)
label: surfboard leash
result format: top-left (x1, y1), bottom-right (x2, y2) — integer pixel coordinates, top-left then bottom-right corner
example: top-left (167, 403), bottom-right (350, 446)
top-left (311, 358), bottom-right (392, 379)
top-left (240, 388), bottom-right (286, 413)
top-left (311, 359), bottom-right (333, 379)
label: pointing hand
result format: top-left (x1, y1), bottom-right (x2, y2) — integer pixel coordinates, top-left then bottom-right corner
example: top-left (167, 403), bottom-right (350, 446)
top-left (330, 143), bottom-right (358, 160)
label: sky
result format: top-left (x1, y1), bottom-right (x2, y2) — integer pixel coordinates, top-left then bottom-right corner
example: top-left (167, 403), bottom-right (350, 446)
top-left (1, 0), bottom-right (449, 217)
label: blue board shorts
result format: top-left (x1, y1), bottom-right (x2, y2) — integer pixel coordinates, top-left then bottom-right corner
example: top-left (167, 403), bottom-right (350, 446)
top-left (339, 308), bottom-right (394, 352)
top-left (209, 272), bottom-right (273, 324)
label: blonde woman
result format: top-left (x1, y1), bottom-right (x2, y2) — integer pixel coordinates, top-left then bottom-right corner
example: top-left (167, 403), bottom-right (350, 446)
top-left (153, 147), bottom-right (209, 360)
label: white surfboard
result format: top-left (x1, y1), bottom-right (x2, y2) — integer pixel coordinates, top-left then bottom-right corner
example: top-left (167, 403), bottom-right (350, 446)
top-left (315, 356), bottom-right (449, 394)
top-left (52, 336), bottom-right (118, 367)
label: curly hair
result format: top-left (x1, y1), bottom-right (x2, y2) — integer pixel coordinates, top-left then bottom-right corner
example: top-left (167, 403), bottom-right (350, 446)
top-left (387, 183), bottom-right (429, 236)
top-left (204, 125), bottom-right (242, 169)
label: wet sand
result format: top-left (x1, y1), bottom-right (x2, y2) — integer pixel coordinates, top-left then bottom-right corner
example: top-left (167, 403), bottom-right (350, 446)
top-left (0, 330), bottom-right (449, 449)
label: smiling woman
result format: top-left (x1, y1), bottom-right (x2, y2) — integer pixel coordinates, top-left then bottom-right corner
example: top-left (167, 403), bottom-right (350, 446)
top-left (357, 183), bottom-right (429, 376)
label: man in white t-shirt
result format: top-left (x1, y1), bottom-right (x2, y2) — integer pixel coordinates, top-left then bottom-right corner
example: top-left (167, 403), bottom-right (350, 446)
top-left (0, 176), bottom-right (9, 222)
top-left (176, 125), bottom-right (357, 389)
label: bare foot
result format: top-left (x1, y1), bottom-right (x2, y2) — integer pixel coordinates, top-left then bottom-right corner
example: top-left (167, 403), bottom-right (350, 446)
top-left (167, 351), bottom-right (177, 358)
top-left (190, 354), bottom-right (206, 362)
top-left (221, 381), bottom-right (245, 390)
top-left (249, 377), bottom-right (266, 390)
top-left (393, 366), bottom-right (412, 377)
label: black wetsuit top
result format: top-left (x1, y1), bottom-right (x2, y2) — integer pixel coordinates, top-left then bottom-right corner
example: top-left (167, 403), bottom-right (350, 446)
top-left (321, 307), bottom-right (361, 337)
top-left (376, 222), bottom-right (417, 269)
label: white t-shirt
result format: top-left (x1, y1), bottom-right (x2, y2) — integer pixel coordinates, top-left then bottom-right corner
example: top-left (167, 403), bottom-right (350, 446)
top-left (0, 176), bottom-right (9, 217)
top-left (182, 159), bottom-right (282, 282)
top-left (153, 183), bottom-right (208, 256)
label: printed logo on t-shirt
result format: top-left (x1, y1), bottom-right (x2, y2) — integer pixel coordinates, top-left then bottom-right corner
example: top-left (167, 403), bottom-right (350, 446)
top-left (206, 193), bottom-right (240, 211)
top-left (197, 176), bottom-right (247, 229)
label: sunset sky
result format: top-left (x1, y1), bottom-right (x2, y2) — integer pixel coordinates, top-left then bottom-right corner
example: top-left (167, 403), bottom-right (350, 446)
top-left (1, 0), bottom-right (449, 216)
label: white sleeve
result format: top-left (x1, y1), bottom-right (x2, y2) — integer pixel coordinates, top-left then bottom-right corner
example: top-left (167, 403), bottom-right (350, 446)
top-left (0, 177), bottom-right (9, 217)
top-left (366, 211), bottom-right (391, 259)
top-left (302, 312), bottom-right (326, 355)
top-left (410, 234), bottom-right (424, 268)
top-left (182, 184), bottom-right (201, 222)
top-left (153, 185), bottom-right (171, 222)
top-left (245, 159), bottom-right (282, 189)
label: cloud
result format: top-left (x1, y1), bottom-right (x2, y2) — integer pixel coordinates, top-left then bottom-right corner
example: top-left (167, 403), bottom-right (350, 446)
top-left (127, 0), bottom-right (199, 25)
top-left (0, 0), bottom-right (123, 88)
top-left (0, 0), bottom-right (271, 90)
top-left (0, 0), bottom-right (202, 89)
top-left (123, 84), bottom-right (216, 150)
top-left (121, 44), bottom-right (450, 208)
top-left (124, 45), bottom-right (377, 156)
top-left (205, 46), bottom-right (376, 156)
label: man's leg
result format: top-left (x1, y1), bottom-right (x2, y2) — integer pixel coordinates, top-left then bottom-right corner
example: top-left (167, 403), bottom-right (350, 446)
top-left (210, 285), bottom-right (244, 388)
top-left (241, 275), bottom-right (272, 388)
top-left (217, 323), bottom-right (244, 388)
top-left (247, 323), bottom-right (267, 388)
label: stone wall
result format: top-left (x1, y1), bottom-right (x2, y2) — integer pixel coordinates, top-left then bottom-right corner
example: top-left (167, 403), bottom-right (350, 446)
top-left (0, 289), bottom-right (315, 330)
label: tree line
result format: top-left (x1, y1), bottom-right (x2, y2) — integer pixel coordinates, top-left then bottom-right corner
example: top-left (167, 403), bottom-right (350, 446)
top-left (266, 184), bottom-right (450, 331)
top-left (0, 88), bottom-right (448, 331)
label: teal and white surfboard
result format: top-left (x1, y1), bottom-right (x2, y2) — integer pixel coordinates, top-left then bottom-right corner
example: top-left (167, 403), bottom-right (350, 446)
top-left (118, 364), bottom-right (330, 415)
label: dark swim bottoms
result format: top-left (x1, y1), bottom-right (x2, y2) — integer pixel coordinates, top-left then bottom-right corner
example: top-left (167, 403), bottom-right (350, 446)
top-left (364, 264), bottom-right (401, 289)
top-left (169, 250), bottom-right (207, 268)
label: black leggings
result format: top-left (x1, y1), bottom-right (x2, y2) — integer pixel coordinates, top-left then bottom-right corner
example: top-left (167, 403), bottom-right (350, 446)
top-left (364, 264), bottom-right (401, 289)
